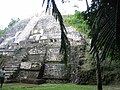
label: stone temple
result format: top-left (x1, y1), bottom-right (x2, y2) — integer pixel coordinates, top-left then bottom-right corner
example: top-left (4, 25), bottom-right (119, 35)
top-left (0, 14), bottom-right (86, 84)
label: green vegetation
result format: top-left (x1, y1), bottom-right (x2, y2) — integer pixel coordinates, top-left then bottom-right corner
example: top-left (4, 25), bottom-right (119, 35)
top-left (64, 10), bottom-right (89, 35)
top-left (101, 60), bottom-right (120, 85)
top-left (7, 18), bottom-right (20, 28)
top-left (0, 29), bottom-right (6, 37)
top-left (3, 83), bottom-right (120, 90)
top-left (64, 8), bottom-right (120, 86)
top-left (0, 18), bottom-right (20, 37)
top-left (3, 83), bottom-right (96, 90)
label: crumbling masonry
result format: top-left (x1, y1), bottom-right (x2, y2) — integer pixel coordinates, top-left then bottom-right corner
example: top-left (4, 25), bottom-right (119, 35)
top-left (0, 15), bottom-right (86, 84)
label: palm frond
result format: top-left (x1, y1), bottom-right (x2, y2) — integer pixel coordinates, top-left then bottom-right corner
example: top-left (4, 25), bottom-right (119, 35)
top-left (89, 0), bottom-right (120, 61)
top-left (42, 0), bottom-right (45, 7)
top-left (42, 0), bottom-right (70, 65)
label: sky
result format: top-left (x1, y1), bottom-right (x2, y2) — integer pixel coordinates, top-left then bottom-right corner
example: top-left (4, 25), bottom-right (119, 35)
top-left (0, 0), bottom-right (91, 29)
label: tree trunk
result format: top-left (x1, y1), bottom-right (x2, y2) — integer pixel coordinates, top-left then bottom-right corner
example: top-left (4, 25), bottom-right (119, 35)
top-left (96, 53), bottom-right (102, 90)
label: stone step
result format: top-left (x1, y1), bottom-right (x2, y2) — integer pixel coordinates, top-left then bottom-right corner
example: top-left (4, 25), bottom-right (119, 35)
top-left (5, 73), bottom-right (13, 76)
top-left (5, 71), bottom-right (15, 73)
top-left (5, 73), bottom-right (14, 79)
top-left (4, 65), bottom-right (19, 68)
top-left (5, 72), bottom-right (14, 76)
top-left (5, 75), bottom-right (10, 79)
top-left (6, 62), bottom-right (20, 64)
top-left (4, 68), bottom-right (19, 71)
top-left (5, 63), bottom-right (19, 66)
top-left (5, 74), bottom-right (11, 77)
top-left (5, 70), bottom-right (16, 75)
top-left (4, 65), bottom-right (20, 80)
top-left (4, 79), bottom-right (17, 83)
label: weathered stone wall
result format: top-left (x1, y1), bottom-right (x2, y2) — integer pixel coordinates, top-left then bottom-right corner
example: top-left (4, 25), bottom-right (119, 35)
top-left (8, 38), bottom-right (70, 83)
top-left (15, 61), bottom-right (45, 84)
top-left (43, 64), bottom-right (69, 79)
top-left (19, 62), bottom-right (41, 79)
top-left (0, 15), bottom-right (88, 84)
top-left (0, 37), bottom-right (87, 83)
top-left (70, 44), bottom-right (86, 84)
top-left (43, 46), bottom-right (70, 82)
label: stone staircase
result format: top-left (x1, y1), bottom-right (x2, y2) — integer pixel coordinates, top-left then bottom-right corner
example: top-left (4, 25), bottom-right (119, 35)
top-left (4, 63), bottom-right (20, 83)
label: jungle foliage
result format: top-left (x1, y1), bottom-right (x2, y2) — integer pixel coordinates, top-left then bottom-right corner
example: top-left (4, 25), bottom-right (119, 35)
top-left (85, 0), bottom-right (120, 62)
top-left (64, 11), bottom-right (89, 35)
top-left (0, 29), bottom-right (6, 37)
top-left (0, 18), bottom-right (20, 37)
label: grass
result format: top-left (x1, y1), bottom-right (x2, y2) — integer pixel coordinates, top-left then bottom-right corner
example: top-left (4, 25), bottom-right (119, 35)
top-left (2, 83), bottom-right (120, 90)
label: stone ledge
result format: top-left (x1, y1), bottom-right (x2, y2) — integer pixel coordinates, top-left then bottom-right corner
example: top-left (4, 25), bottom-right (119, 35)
top-left (20, 79), bottom-right (46, 84)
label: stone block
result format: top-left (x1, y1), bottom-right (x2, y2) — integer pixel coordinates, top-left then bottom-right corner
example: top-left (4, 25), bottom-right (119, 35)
top-left (43, 64), bottom-right (69, 79)
top-left (20, 79), bottom-right (45, 84)
top-left (28, 47), bottom-right (46, 55)
top-left (31, 62), bottom-right (42, 70)
top-left (20, 62), bottom-right (32, 69)
top-left (20, 62), bottom-right (42, 70)
top-left (46, 47), bottom-right (63, 62)
top-left (19, 70), bottom-right (39, 80)
top-left (28, 54), bottom-right (45, 62)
